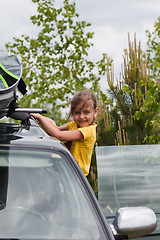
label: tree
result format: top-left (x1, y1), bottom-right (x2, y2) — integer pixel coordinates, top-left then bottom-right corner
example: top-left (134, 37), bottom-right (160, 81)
top-left (146, 17), bottom-right (160, 78)
top-left (135, 17), bottom-right (160, 143)
top-left (6, 0), bottom-right (105, 124)
top-left (97, 33), bottom-right (155, 145)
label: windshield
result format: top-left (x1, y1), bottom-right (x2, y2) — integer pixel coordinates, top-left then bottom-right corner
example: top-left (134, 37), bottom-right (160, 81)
top-left (96, 145), bottom-right (160, 216)
top-left (0, 147), bottom-right (106, 240)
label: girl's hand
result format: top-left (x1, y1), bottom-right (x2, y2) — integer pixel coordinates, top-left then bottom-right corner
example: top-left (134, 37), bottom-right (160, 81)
top-left (31, 113), bottom-right (57, 127)
top-left (30, 113), bottom-right (41, 124)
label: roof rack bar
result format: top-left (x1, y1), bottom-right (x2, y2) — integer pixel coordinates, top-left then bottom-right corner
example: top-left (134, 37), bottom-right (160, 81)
top-left (0, 108), bottom-right (47, 114)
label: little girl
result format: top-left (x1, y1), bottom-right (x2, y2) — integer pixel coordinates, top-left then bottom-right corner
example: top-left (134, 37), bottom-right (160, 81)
top-left (31, 91), bottom-right (98, 176)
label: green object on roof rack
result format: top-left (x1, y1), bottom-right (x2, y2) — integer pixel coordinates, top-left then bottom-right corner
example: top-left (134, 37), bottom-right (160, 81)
top-left (0, 53), bottom-right (21, 90)
top-left (0, 58), bottom-right (20, 90)
top-left (0, 52), bottom-right (27, 119)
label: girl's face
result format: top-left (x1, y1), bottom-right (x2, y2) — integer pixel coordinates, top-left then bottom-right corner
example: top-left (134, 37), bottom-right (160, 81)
top-left (73, 100), bottom-right (98, 128)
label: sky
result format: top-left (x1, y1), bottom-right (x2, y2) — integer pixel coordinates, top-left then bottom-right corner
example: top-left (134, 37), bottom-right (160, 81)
top-left (1, 0), bottom-right (160, 88)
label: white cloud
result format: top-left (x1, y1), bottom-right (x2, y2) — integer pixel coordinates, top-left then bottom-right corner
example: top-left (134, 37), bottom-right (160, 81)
top-left (0, 0), bottom-right (37, 49)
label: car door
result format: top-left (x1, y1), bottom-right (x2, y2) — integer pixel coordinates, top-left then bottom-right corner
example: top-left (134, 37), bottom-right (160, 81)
top-left (96, 144), bottom-right (160, 240)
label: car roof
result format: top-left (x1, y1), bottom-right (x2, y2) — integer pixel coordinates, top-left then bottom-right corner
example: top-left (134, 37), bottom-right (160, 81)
top-left (0, 117), bottom-right (67, 152)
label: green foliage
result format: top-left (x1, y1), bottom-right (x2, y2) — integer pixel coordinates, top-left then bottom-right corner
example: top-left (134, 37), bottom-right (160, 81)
top-left (136, 18), bottom-right (160, 143)
top-left (97, 122), bottom-right (116, 146)
top-left (87, 150), bottom-right (98, 198)
top-left (146, 17), bottom-right (160, 77)
top-left (5, 0), bottom-right (104, 123)
top-left (134, 77), bottom-right (160, 143)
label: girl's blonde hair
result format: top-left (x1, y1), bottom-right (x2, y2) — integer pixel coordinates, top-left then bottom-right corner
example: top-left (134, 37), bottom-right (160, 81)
top-left (69, 90), bottom-right (97, 118)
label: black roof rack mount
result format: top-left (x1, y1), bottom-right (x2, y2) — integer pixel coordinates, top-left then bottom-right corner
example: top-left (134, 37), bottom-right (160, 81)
top-left (0, 108), bottom-right (47, 123)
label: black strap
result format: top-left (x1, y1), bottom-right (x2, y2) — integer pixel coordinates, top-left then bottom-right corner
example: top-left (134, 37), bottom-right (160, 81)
top-left (17, 78), bottom-right (27, 95)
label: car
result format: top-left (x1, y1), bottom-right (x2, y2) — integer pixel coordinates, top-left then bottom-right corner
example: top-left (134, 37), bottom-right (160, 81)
top-left (0, 110), bottom-right (157, 240)
top-left (96, 145), bottom-right (160, 240)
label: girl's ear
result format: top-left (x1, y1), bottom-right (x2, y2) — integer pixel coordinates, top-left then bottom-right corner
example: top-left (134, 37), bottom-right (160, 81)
top-left (94, 107), bottom-right (98, 118)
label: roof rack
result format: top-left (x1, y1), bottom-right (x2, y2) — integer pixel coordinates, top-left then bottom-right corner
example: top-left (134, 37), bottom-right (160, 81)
top-left (0, 108), bottom-right (47, 114)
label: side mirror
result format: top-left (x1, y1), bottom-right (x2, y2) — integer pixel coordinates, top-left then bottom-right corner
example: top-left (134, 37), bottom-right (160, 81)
top-left (110, 207), bottom-right (157, 239)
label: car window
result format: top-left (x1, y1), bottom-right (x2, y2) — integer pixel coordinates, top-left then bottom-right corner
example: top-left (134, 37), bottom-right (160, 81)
top-left (0, 147), bottom-right (107, 240)
top-left (96, 145), bottom-right (160, 216)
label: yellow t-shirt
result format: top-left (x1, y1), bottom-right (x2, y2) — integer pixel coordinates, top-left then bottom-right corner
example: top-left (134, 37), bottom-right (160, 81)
top-left (66, 121), bottom-right (97, 176)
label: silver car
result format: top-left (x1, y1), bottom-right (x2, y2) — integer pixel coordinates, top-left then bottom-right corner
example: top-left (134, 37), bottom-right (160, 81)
top-left (0, 116), bottom-right (157, 240)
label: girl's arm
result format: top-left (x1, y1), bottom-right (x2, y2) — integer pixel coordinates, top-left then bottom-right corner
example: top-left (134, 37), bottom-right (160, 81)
top-left (31, 113), bottom-right (83, 141)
